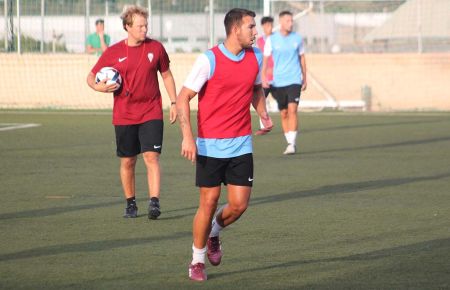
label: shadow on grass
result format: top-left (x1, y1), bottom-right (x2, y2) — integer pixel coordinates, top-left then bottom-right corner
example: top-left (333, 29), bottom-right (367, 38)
top-left (209, 237), bottom-right (450, 280)
top-left (0, 231), bottom-right (190, 262)
top-left (161, 172), bottom-right (450, 222)
top-left (2, 172), bottom-right (448, 221)
top-left (302, 118), bottom-right (448, 134)
top-left (250, 172), bottom-right (450, 206)
top-left (0, 200), bottom-right (122, 220)
top-left (3, 142), bottom-right (111, 153)
top-left (0, 201), bottom-right (198, 221)
top-left (258, 117), bottom-right (448, 138)
top-left (302, 136), bottom-right (450, 155)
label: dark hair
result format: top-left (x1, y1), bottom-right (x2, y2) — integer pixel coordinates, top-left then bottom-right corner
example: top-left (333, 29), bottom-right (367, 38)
top-left (261, 16), bottom-right (274, 25)
top-left (279, 10), bottom-right (293, 18)
top-left (95, 19), bottom-right (104, 25)
top-left (224, 8), bottom-right (256, 36)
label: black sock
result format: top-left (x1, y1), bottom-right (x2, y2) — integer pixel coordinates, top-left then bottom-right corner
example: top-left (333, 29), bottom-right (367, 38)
top-left (150, 197), bottom-right (159, 203)
top-left (126, 197), bottom-right (136, 206)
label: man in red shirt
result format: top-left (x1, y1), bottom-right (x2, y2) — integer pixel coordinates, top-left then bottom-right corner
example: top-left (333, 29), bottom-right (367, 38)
top-left (86, 5), bottom-right (177, 220)
top-left (177, 8), bottom-right (273, 281)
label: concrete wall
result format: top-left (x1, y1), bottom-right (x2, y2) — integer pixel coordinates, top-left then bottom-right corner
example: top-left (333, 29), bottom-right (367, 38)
top-left (303, 54), bottom-right (450, 111)
top-left (1, 53), bottom-right (449, 111)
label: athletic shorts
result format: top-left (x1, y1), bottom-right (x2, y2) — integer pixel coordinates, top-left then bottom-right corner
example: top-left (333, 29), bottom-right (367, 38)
top-left (196, 153), bottom-right (253, 188)
top-left (272, 84), bottom-right (302, 111)
top-left (263, 86), bottom-right (273, 98)
top-left (114, 119), bottom-right (163, 157)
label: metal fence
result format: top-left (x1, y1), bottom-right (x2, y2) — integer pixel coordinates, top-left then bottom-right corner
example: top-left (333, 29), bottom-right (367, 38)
top-left (1, 0), bottom-right (449, 53)
top-left (0, 0), bottom-right (263, 53)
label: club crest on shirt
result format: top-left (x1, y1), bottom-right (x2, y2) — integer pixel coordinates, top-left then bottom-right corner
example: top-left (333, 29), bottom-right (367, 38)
top-left (147, 53), bottom-right (154, 62)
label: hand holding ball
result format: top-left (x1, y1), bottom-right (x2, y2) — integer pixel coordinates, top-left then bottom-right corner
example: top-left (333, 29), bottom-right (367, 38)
top-left (95, 67), bottom-right (122, 92)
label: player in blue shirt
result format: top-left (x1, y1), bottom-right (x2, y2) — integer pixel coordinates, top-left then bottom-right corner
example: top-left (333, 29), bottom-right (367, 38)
top-left (262, 10), bottom-right (307, 155)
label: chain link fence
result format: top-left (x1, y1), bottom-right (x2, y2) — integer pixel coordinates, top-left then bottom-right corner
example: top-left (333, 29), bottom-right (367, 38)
top-left (0, 0), bottom-right (449, 111)
top-left (269, 0), bottom-right (449, 53)
top-left (0, 0), bottom-right (263, 53)
top-left (2, 0), bottom-right (449, 54)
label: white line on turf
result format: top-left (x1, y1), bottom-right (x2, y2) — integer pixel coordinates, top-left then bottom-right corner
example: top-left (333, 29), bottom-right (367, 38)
top-left (0, 123), bottom-right (41, 131)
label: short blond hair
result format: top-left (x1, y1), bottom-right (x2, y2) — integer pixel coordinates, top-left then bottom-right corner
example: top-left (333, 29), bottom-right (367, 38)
top-left (121, 5), bottom-right (149, 31)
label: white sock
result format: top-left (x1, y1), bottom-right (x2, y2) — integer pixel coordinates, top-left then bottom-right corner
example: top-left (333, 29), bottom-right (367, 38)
top-left (287, 131), bottom-right (297, 145)
top-left (284, 132), bottom-right (290, 143)
top-left (192, 245), bottom-right (207, 264)
top-left (209, 216), bottom-right (223, 238)
top-left (259, 102), bottom-right (268, 129)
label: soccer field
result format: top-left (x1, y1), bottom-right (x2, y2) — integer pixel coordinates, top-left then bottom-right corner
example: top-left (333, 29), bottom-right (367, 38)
top-left (0, 111), bottom-right (449, 289)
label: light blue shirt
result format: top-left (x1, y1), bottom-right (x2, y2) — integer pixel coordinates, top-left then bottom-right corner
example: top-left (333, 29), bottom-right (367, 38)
top-left (267, 31), bottom-right (304, 87)
top-left (197, 135), bottom-right (253, 158)
top-left (205, 43), bottom-right (263, 80)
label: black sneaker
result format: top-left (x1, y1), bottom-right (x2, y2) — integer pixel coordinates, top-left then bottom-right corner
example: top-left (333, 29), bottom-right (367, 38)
top-left (148, 199), bottom-right (161, 220)
top-left (123, 204), bottom-right (138, 218)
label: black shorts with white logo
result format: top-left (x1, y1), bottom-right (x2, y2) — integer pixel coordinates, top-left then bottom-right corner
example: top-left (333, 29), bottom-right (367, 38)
top-left (272, 84), bottom-right (302, 111)
top-left (114, 119), bottom-right (163, 157)
top-left (196, 153), bottom-right (253, 188)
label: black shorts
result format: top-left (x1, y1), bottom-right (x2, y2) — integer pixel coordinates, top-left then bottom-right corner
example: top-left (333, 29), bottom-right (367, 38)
top-left (263, 86), bottom-right (273, 98)
top-left (114, 119), bottom-right (163, 157)
top-left (272, 84), bottom-right (302, 111)
top-left (196, 153), bottom-right (253, 188)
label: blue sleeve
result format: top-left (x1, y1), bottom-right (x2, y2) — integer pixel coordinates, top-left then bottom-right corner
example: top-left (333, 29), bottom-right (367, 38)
top-left (297, 34), bottom-right (303, 53)
top-left (204, 50), bottom-right (215, 79)
top-left (253, 47), bottom-right (263, 69)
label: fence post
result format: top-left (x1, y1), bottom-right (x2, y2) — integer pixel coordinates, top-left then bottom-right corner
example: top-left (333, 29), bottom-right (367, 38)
top-left (159, 0), bottom-right (163, 41)
top-left (361, 85), bottom-right (372, 112)
top-left (263, 0), bottom-right (270, 16)
top-left (148, 0), bottom-right (152, 34)
top-left (209, 0), bottom-right (214, 48)
top-left (41, 0), bottom-right (45, 53)
top-left (417, 0), bottom-right (423, 53)
top-left (320, 0), bottom-right (325, 53)
top-left (85, 0), bottom-right (90, 53)
top-left (3, 0), bottom-right (6, 51)
top-left (17, 0), bottom-right (20, 54)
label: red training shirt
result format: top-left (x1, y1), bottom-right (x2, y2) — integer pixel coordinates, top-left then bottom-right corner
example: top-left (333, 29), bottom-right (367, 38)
top-left (197, 46), bottom-right (259, 139)
top-left (256, 36), bottom-right (274, 83)
top-left (91, 38), bottom-right (170, 125)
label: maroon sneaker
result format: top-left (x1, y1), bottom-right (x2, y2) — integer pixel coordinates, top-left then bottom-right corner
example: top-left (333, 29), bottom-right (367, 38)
top-left (207, 236), bottom-right (223, 266)
top-left (189, 263), bottom-right (207, 281)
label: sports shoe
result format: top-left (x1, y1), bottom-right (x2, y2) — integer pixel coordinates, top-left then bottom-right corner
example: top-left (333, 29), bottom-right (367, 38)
top-left (148, 198), bottom-right (161, 220)
top-left (189, 263), bottom-right (207, 281)
top-left (283, 144), bottom-right (296, 155)
top-left (207, 236), bottom-right (223, 266)
top-left (123, 204), bottom-right (138, 218)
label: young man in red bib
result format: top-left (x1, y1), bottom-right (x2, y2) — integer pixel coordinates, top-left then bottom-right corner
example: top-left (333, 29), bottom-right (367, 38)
top-left (177, 8), bottom-right (273, 281)
top-left (87, 5), bottom-right (177, 220)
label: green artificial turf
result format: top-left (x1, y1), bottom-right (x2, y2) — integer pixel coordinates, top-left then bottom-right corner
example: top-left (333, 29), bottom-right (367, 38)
top-left (1, 111), bottom-right (449, 289)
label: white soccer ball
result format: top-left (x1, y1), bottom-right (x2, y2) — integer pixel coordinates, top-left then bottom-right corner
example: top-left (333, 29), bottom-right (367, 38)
top-left (95, 67), bottom-right (122, 90)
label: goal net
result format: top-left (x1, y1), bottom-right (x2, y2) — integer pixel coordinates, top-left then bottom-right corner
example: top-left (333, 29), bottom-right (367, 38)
top-left (0, 0), bottom-right (448, 111)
